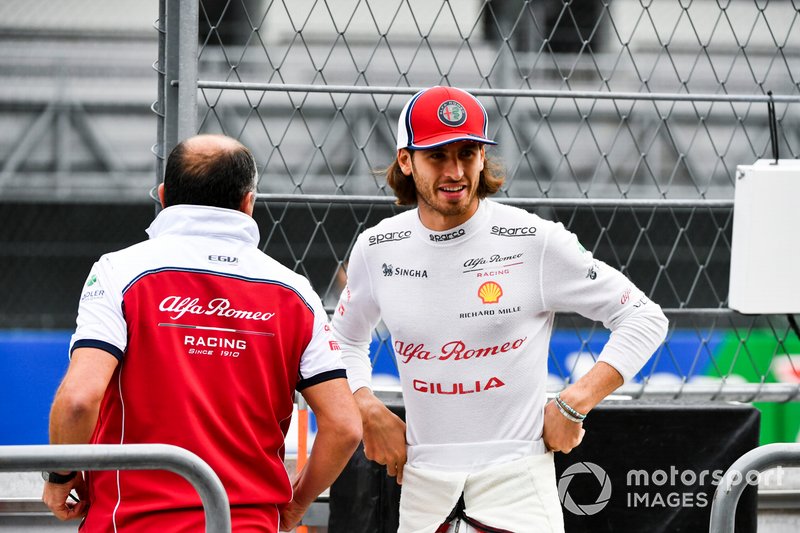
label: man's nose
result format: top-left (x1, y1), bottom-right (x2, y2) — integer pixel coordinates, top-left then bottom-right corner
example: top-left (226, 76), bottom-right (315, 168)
top-left (443, 154), bottom-right (465, 180)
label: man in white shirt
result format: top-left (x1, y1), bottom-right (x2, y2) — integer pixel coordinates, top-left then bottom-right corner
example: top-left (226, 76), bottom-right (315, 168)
top-left (331, 86), bottom-right (668, 532)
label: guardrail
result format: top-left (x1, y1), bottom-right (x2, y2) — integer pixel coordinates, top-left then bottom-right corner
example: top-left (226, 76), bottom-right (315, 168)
top-left (709, 443), bottom-right (800, 533)
top-left (0, 444), bottom-right (231, 533)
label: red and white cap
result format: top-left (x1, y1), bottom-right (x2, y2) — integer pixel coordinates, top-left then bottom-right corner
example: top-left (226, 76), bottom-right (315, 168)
top-left (396, 86), bottom-right (497, 150)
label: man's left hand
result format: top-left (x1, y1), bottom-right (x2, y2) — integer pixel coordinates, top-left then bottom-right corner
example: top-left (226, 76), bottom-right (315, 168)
top-left (42, 473), bottom-right (89, 521)
top-left (542, 400), bottom-right (585, 453)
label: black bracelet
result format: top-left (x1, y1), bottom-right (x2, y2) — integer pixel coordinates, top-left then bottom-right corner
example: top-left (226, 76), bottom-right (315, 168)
top-left (42, 471), bottom-right (78, 484)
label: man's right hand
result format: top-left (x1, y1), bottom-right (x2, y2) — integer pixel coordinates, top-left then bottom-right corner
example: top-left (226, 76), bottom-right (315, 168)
top-left (354, 388), bottom-right (407, 484)
top-left (278, 496), bottom-right (310, 531)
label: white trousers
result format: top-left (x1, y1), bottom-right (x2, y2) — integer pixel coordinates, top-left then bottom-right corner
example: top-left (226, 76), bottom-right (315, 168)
top-left (398, 452), bottom-right (565, 533)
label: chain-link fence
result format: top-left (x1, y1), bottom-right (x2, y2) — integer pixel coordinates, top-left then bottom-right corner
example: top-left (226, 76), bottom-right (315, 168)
top-left (155, 0), bottom-right (800, 417)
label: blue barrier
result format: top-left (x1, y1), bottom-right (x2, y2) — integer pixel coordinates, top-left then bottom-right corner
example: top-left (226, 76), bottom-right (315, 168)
top-left (1, 329), bottom-right (725, 444)
top-left (0, 331), bottom-right (71, 444)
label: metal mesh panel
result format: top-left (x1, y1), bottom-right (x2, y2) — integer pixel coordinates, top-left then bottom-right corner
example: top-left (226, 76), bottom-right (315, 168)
top-left (158, 0), bottom-right (800, 405)
top-left (0, 203), bottom-right (157, 329)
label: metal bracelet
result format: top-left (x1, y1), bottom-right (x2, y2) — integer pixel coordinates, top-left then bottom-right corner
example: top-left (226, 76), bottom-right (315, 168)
top-left (555, 401), bottom-right (585, 424)
top-left (555, 393), bottom-right (587, 420)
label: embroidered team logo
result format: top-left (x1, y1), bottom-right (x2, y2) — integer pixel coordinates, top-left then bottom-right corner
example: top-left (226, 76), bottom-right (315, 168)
top-left (438, 100), bottom-right (467, 127)
top-left (478, 281), bottom-right (503, 304)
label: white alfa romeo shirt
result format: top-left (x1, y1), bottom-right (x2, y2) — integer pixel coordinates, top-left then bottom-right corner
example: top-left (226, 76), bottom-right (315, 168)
top-left (332, 199), bottom-right (668, 471)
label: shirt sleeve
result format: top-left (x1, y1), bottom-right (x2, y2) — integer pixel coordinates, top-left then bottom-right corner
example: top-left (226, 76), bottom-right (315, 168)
top-left (296, 289), bottom-right (348, 391)
top-left (70, 257), bottom-right (127, 360)
top-left (540, 222), bottom-right (669, 382)
top-left (331, 236), bottom-right (382, 393)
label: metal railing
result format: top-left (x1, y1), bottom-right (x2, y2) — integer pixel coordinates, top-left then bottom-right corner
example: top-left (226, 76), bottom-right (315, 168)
top-left (373, 382), bottom-right (800, 405)
top-left (254, 194), bottom-right (735, 208)
top-left (190, 81), bottom-right (800, 104)
top-left (709, 443), bottom-right (800, 533)
top-left (0, 443), bottom-right (231, 533)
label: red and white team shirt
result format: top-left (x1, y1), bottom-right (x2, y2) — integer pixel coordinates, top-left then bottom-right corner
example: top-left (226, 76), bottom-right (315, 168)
top-left (70, 205), bottom-right (346, 532)
top-left (332, 199), bottom-right (668, 472)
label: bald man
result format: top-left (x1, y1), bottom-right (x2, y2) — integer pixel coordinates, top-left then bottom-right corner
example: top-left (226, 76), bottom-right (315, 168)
top-left (43, 135), bottom-right (361, 532)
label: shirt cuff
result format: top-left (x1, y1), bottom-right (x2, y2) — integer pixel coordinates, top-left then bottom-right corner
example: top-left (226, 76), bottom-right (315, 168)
top-left (297, 369), bottom-right (347, 391)
top-left (70, 339), bottom-right (124, 361)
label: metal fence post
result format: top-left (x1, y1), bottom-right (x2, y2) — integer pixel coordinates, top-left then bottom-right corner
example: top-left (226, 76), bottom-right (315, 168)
top-left (708, 443), bottom-right (800, 533)
top-left (162, 0), bottom-right (199, 161)
top-left (0, 444), bottom-right (231, 533)
top-left (154, 0), bottom-right (167, 194)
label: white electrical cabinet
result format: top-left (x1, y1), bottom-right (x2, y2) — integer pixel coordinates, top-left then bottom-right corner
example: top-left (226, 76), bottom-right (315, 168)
top-left (729, 159), bottom-right (800, 314)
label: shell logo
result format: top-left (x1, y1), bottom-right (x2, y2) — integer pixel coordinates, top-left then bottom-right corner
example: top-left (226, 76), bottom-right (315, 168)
top-left (478, 281), bottom-right (503, 304)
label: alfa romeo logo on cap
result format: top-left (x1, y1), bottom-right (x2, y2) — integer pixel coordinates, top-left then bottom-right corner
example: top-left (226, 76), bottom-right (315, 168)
top-left (437, 100), bottom-right (467, 127)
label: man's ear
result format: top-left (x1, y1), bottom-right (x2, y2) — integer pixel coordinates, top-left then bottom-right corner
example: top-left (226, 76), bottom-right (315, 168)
top-left (157, 183), bottom-right (166, 208)
top-left (397, 149), bottom-right (414, 176)
top-left (240, 191), bottom-right (256, 216)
